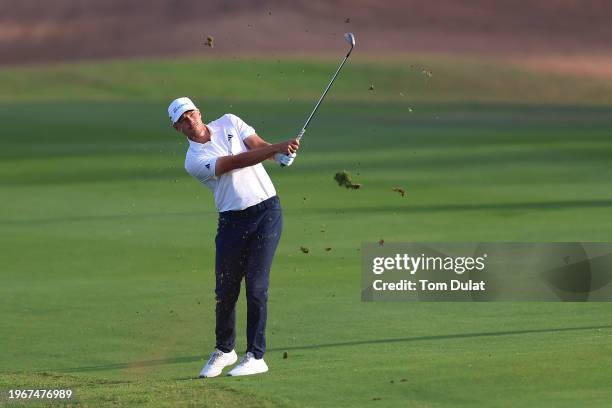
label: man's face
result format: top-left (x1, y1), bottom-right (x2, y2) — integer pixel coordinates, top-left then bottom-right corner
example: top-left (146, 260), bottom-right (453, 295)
top-left (173, 109), bottom-right (205, 139)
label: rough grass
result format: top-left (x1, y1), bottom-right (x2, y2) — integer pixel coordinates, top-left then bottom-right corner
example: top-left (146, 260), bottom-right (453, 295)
top-left (0, 372), bottom-right (287, 407)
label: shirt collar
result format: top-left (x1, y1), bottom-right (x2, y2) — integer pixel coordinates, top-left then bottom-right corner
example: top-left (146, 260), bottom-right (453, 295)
top-left (188, 124), bottom-right (214, 151)
top-left (188, 138), bottom-right (209, 151)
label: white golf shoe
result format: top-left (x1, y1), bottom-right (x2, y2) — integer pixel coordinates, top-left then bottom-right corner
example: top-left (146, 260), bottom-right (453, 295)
top-left (199, 349), bottom-right (237, 378)
top-left (227, 352), bottom-right (269, 376)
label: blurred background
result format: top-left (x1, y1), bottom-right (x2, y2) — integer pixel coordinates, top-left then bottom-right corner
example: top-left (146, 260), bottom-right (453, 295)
top-left (2, 0), bottom-right (612, 62)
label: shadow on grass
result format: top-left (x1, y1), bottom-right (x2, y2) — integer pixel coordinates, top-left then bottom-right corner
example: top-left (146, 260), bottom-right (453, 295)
top-left (49, 324), bottom-right (612, 374)
top-left (319, 199), bottom-right (612, 214)
top-left (3, 199), bottom-right (612, 226)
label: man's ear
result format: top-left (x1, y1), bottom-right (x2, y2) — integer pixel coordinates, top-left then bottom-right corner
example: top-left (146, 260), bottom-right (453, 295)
top-left (173, 123), bottom-right (179, 132)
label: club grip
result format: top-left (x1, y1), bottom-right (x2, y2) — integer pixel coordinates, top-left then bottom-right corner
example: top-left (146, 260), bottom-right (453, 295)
top-left (296, 128), bottom-right (306, 141)
top-left (281, 130), bottom-right (304, 167)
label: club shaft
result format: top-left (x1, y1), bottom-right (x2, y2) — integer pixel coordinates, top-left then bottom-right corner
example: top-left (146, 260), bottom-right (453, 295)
top-left (298, 46), bottom-right (354, 140)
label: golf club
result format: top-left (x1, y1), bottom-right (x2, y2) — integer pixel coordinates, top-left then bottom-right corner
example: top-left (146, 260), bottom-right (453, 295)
top-left (281, 32), bottom-right (356, 166)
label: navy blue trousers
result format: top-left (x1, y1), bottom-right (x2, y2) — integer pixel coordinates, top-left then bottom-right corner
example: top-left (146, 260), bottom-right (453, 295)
top-left (215, 196), bottom-right (282, 359)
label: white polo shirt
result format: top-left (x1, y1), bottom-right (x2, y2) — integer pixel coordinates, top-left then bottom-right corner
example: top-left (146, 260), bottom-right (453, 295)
top-left (184, 113), bottom-right (277, 212)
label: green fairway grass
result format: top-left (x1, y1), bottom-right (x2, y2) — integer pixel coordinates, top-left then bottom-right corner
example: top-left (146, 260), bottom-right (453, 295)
top-left (1, 56), bottom-right (612, 407)
top-left (2, 54), bottom-right (612, 105)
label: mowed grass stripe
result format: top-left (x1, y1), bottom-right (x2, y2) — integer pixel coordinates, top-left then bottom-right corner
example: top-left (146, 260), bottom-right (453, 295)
top-left (2, 55), bottom-right (612, 104)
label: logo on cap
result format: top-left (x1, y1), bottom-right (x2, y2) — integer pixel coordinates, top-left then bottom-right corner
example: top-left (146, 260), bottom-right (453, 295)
top-left (168, 97), bottom-right (197, 124)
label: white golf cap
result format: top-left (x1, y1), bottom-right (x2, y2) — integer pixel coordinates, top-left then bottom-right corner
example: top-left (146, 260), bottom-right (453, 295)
top-left (168, 97), bottom-right (197, 124)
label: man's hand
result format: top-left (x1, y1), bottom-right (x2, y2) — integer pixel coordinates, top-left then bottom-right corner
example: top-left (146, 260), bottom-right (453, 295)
top-left (275, 138), bottom-right (299, 167)
top-left (276, 138), bottom-right (300, 155)
top-left (275, 152), bottom-right (297, 167)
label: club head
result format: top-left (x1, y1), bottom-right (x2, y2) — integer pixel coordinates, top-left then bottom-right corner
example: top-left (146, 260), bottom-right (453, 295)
top-left (344, 32), bottom-right (356, 47)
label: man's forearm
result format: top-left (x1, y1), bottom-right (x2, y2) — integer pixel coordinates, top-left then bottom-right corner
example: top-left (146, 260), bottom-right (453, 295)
top-left (233, 144), bottom-right (278, 167)
top-left (244, 135), bottom-right (275, 160)
top-left (251, 141), bottom-right (276, 161)
top-left (216, 143), bottom-right (280, 175)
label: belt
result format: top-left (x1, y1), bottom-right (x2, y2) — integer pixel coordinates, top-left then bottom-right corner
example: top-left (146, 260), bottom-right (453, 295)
top-left (219, 196), bottom-right (280, 218)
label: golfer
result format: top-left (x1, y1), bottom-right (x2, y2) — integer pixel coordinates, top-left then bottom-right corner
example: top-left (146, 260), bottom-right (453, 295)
top-left (168, 97), bottom-right (299, 377)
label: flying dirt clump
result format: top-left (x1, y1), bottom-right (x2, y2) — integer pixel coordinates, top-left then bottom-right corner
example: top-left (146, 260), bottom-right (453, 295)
top-left (334, 171), bottom-right (362, 189)
top-left (368, 84), bottom-right (375, 91)
top-left (300, 246), bottom-right (309, 254)
top-left (204, 36), bottom-right (214, 48)
top-left (392, 187), bottom-right (406, 197)
top-left (409, 64), bottom-right (433, 78)
top-left (421, 69), bottom-right (433, 78)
